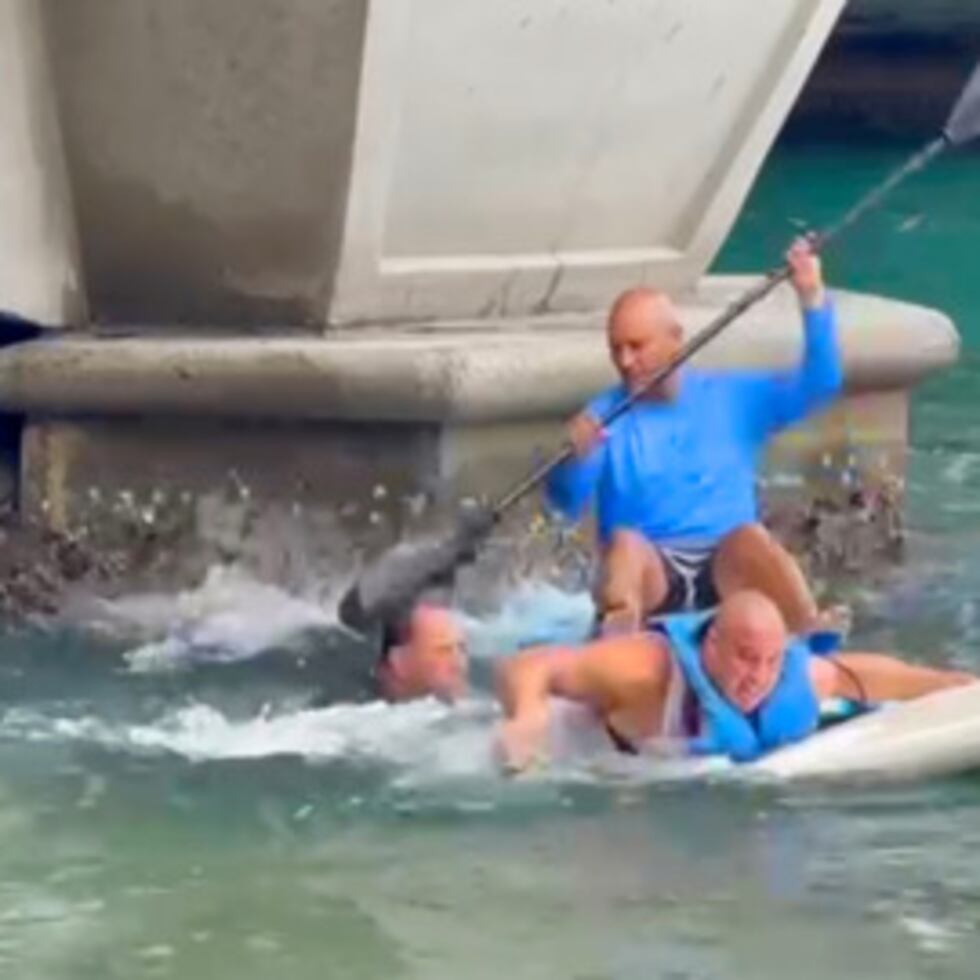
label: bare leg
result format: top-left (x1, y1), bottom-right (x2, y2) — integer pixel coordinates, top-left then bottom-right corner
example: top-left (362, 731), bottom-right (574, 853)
top-left (821, 652), bottom-right (975, 702)
top-left (598, 529), bottom-right (670, 634)
top-left (711, 523), bottom-right (818, 633)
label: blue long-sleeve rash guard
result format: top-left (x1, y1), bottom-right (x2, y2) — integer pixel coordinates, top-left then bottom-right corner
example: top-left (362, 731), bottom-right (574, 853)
top-left (545, 301), bottom-right (844, 548)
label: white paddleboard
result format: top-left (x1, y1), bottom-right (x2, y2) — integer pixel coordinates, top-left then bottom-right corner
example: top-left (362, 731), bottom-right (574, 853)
top-left (750, 682), bottom-right (980, 781)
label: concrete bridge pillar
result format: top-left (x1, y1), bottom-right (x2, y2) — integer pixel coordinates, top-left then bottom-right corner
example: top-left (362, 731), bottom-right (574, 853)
top-left (2, 0), bottom-right (844, 330)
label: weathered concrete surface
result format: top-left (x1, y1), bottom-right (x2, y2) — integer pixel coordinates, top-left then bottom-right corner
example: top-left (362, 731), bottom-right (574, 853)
top-left (19, 417), bottom-right (440, 531)
top-left (40, 0), bottom-right (367, 327)
top-left (0, 281), bottom-right (957, 421)
top-left (0, 417), bottom-right (442, 618)
top-left (0, 0), bottom-right (80, 326)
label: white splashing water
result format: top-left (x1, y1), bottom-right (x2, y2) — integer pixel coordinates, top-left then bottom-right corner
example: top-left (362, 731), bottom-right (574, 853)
top-left (69, 564), bottom-right (340, 672)
top-left (0, 698), bottom-right (499, 782)
top-left (0, 693), bottom-right (731, 791)
top-left (70, 567), bottom-right (594, 673)
top-left (462, 582), bottom-right (595, 659)
top-left (20, 573), bottom-right (715, 787)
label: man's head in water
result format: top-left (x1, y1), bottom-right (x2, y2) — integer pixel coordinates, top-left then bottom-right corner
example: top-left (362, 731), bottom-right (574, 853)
top-left (607, 288), bottom-right (684, 398)
top-left (702, 591), bottom-right (788, 712)
top-left (377, 605), bottom-right (467, 703)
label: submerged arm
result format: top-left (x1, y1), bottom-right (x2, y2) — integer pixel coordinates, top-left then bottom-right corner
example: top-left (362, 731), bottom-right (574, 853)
top-left (810, 652), bottom-right (976, 703)
top-left (766, 235), bottom-right (844, 430)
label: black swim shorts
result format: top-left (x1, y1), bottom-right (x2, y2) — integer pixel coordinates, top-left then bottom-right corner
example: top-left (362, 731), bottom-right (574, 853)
top-left (654, 543), bottom-right (719, 614)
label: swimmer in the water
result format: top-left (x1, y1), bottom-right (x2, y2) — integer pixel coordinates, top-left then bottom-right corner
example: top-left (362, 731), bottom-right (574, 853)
top-left (494, 590), bottom-right (975, 773)
top-left (313, 602), bottom-right (467, 706)
top-left (375, 604), bottom-right (468, 704)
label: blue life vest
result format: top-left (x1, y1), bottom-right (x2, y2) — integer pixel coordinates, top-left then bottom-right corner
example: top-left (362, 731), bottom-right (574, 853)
top-left (656, 612), bottom-right (823, 763)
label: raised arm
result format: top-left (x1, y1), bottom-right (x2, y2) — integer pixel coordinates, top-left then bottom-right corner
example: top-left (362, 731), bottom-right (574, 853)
top-left (742, 239), bottom-right (845, 440)
top-left (809, 652), bottom-right (976, 703)
top-left (765, 298), bottom-right (843, 430)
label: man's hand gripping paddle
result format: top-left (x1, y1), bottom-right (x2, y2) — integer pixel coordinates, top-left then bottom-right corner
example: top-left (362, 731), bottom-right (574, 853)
top-left (338, 60), bottom-right (980, 635)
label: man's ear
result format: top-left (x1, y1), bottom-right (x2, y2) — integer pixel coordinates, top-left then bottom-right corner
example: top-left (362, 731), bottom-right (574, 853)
top-left (385, 646), bottom-right (408, 680)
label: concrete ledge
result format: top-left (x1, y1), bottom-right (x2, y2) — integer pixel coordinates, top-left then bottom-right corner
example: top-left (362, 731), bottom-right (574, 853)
top-left (0, 277), bottom-right (958, 423)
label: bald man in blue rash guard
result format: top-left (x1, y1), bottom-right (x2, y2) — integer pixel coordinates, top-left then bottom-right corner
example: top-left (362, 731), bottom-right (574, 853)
top-left (547, 238), bottom-right (843, 636)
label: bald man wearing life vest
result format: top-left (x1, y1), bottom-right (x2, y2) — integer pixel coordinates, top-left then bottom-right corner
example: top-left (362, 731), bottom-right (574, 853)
top-left (546, 239), bottom-right (843, 636)
top-left (495, 591), bottom-right (974, 773)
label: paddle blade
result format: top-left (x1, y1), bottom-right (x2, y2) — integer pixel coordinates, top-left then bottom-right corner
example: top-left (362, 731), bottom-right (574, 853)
top-left (338, 533), bottom-right (463, 633)
top-left (337, 506), bottom-right (495, 633)
top-left (944, 61), bottom-right (980, 146)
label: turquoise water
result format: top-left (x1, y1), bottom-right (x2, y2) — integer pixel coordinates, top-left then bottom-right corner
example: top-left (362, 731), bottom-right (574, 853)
top-left (2, 142), bottom-right (980, 979)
